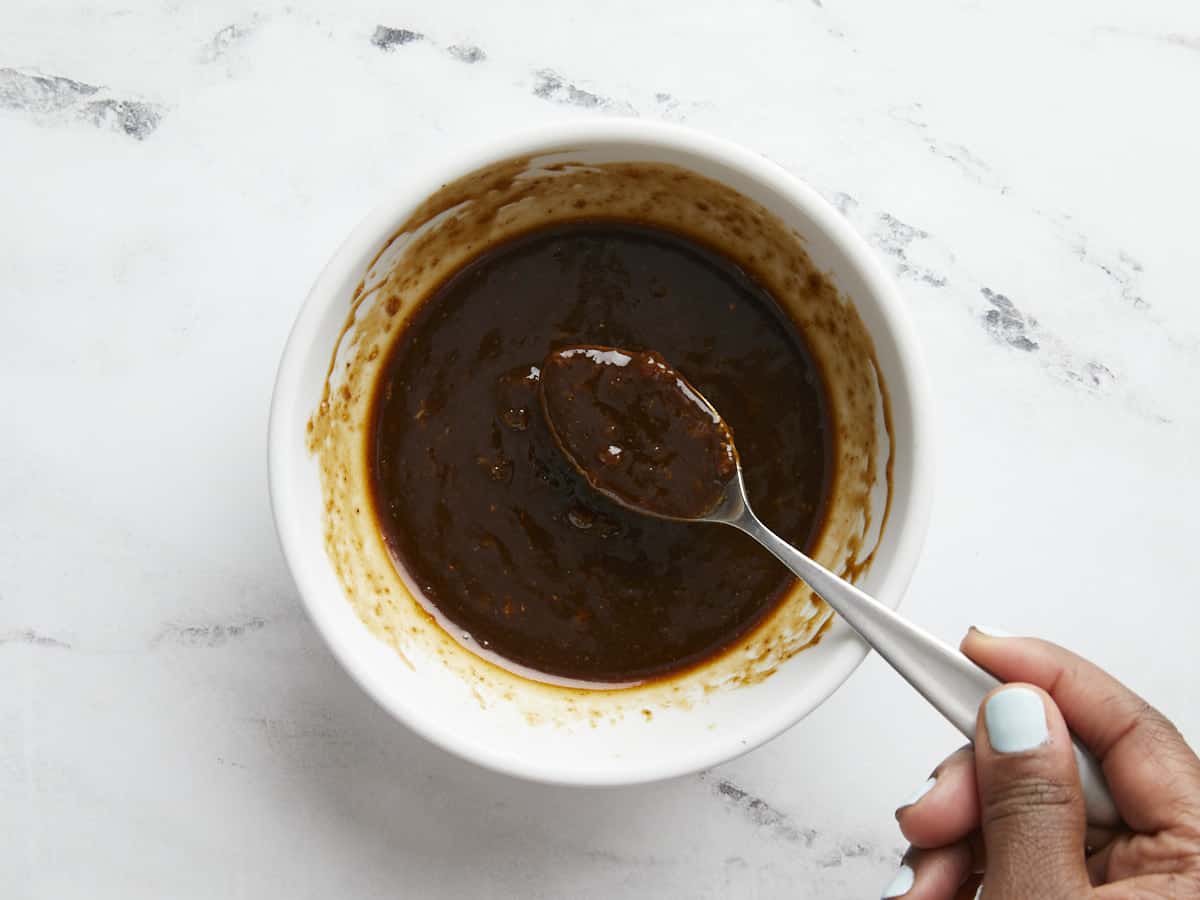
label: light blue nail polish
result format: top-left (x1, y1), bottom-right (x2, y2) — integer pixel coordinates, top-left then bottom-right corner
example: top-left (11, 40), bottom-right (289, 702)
top-left (901, 776), bottom-right (936, 809)
top-left (985, 687), bottom-right (1049, 753)
top-left (972, 624), bottom-right (1015, 638)
top-left (881, 864), bottom-right (914, 898)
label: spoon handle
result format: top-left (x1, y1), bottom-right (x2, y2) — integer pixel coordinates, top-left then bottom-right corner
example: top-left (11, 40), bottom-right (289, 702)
top-left (732, 508), bottom-right (1122, 828)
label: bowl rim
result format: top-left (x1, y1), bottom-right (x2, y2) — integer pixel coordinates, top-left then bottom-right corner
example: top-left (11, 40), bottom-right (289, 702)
top-left (268, 119), bottom-right (935, 785)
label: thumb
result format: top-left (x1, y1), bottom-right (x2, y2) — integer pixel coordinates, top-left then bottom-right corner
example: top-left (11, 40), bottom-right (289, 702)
top-left (975, 684), bottom-right (1091, 899)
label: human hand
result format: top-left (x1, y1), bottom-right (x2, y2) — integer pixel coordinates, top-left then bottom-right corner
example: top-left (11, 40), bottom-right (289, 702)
top-left (882, 630), bottom-right (1200, 899)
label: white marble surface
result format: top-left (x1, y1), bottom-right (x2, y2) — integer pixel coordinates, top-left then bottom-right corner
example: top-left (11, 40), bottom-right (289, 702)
top-left (3, 1), bottom-right (1199, 896)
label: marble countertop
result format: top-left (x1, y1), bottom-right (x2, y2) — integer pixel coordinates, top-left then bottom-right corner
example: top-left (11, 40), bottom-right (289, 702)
top-left (3, 1), bottom-right (1199, 896)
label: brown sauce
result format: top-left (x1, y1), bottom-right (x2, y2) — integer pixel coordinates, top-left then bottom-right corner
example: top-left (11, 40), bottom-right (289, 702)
top-left (368, 221), bottom-right (832, 683)
top-left (541, 346), bottom-right (739, 521)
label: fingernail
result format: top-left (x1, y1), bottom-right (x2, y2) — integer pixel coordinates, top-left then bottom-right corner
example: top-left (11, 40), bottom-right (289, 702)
top-left (881, 864), bottom-right (914, 898)
top-left (900, 776), bottom-right (936, 810)
top-left (972, 624), bottom-right (1014, 638)
top-left (974, 881), bottom-right (984, 899)
top-left (984, 687), bottom-right (1049, 753)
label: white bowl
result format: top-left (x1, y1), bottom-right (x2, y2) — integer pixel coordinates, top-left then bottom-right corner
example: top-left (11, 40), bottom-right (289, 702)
top-left (269, 120), bottom-right (933, 785)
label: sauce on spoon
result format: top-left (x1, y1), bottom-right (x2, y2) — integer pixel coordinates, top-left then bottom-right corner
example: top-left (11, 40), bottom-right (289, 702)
top-left (541, 346), bottom-right (739, 521)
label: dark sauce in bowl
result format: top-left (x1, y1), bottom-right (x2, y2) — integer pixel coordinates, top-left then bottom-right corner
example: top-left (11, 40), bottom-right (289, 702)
top-left (368, 221), bottom-right (832, 683)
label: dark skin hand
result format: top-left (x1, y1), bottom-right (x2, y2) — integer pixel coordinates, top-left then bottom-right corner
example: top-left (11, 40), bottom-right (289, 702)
top-left (885, 630), bottom-right (1200, 899)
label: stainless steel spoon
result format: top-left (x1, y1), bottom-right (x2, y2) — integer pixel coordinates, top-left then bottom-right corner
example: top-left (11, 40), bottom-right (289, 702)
top-left (541, 346), bottom-right (1121, 827)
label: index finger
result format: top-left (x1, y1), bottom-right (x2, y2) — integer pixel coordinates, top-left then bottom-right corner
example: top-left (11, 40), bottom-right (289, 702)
top-left (961, 629), bottom-right (1200, 833)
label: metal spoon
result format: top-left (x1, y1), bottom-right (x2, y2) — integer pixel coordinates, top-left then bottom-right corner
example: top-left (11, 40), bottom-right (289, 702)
top-left (541, 346), bottom-right (1120, 827)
